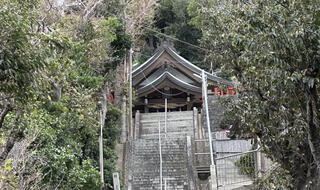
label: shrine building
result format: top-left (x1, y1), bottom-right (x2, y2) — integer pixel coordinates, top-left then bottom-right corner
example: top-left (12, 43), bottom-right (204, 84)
top-left (132, 41), bottom-right (234, 113)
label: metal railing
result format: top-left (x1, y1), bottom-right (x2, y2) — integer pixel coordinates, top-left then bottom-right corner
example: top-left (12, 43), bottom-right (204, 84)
top-left (215, 149), bottom-right (258, 189)
top-left (195, 141), bottom-right (262, 190)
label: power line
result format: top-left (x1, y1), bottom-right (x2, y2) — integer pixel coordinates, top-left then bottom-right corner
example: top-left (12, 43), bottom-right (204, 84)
top-left (107, 2), bottom-right (213, 54)
top-left (134, 50), bottom-right (206, 64)
top-left (142, 26), bottom-right (212, 53)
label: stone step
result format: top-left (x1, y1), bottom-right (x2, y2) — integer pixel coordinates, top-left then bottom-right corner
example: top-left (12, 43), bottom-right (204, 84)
top-left (134, 150), bottom-right (186, 154)
top-left (140, 111), bottom-right (193, 120)
top-left (129, 131), bottom-right (190, 190)
top-left (140, 128), bottom-right (193, 136)
top-left (132, 171), bottom-right (188, 176)
top-left (141, 125), bottom-right (193, 132)
top-left (133, 144), bottom-right (185, 149)
top-left (140, 132), bottom-right (194, 139)
top-left (140, 118), bottom-right (193, 125)
top-left (139, 124), bottom-right (191, 131)
top-left (140, 116), bottom-right (193, 122)
top-left (134, 140), bottom-right (186, 145)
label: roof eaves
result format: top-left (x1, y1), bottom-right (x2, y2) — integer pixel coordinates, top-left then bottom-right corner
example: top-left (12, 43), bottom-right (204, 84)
top-left (167, 47), bottom-right (233, 85)
top-left (132, 48), bottom-right (165, 77)
top-left (136, 71), bottom-right (201, 94)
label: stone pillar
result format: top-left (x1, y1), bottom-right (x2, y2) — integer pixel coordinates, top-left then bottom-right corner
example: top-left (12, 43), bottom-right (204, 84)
top-left (198, 110), bottom-right (204, 139)
top-left (120, 95), bottom-right (127, 143)
top-left (134, 111), bottom-right (140, 139)
top-left (186, 136), bottom-right (196, 190)
top-left (193, 107), bottom-right (199, 139)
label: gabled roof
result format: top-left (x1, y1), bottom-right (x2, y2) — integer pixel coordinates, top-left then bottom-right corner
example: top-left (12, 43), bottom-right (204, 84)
top-left (136, 71), bottom-right (202, 95)
top-left (139, 67), bottom-right (195, 86)
top-left (132, 44), bottom-right (233, 86)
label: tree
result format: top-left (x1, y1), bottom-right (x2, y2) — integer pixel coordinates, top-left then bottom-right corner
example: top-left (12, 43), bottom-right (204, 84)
top-left (154, 0), bottom-right (204, 65)
top-left (0, 0), bottom-right (129, 189)
top-left (0, 0), bottom-right (48, 167)
top-left (189, 0), bottom-right (320, 189)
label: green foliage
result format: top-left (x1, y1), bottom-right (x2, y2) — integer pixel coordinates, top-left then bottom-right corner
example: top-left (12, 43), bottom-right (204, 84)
top-left (104, 106), bottom-right (122, 147)
top-left (0, 1), bottom-right (128, 189)
top-left (189, 0), bottom-right (320, 188)
top-left (103, 105), bottom-right (122, 188)
top-left (0, 0), bottom-right (45, 100)
top-left (152, 0), bottom-right (204, 64)
top-left (234, 153), bottom-right (255, 178)
top-left (256, 167), bottom-right (294, 190)
top-left (110, 22), bottom-right (132, 70)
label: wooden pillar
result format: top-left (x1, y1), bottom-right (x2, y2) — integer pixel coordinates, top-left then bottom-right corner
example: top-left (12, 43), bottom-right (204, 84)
top-left (144, 98), bottom-right (149, 113)
top-left (187, 103), bottom-right (192, 110)
top-left (187, 96), bottom-right (191, 110)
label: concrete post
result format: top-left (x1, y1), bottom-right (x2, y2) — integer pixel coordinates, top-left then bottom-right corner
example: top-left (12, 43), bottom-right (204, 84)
top-left (210, 165), bottom-right (218, 190)
top-left (198, 111), bottom-right (204, 139)
top-left (186, 136), bottom-right (196, 190)
top-left (134, 111), bottom-right (140, 139)
top-left (165, 98), bottom-right (167, 138)
top-left (120, 95), bottom-right (127, 143)
top-left (113, 172), bottom-right (121, 190)
top-left (202, 70), bottom-right (214, 167)
top-left (129, 49), bottom-right (133, 138)
top-left (193, 107), bottom-right (199, 139)
top-left (127, 140), bottom-right (133, 190)
top-left (159, 121), bottom-right (163, 190)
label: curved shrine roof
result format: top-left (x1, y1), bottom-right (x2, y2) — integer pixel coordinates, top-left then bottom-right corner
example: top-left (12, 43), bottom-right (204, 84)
top-left (133, 43), bottom-right (233, 97)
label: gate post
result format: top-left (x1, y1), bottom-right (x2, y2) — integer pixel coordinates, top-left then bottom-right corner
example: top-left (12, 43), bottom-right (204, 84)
top-left (210, 164), bottom-right (218, 190)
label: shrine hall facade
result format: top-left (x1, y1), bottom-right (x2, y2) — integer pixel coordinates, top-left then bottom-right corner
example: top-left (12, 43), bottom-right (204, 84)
top-left (132, 42), bottom-right (234, 113)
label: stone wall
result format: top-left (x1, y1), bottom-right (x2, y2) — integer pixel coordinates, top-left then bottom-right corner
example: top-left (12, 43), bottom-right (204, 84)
top-left (203, 95), bottom-right (227, 133)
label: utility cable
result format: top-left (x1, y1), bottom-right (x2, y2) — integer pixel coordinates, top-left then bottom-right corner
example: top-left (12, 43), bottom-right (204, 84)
top-left (142, 26), bottom-right (212, 53)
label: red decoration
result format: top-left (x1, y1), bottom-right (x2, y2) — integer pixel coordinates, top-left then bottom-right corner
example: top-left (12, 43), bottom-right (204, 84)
top-left (109, 93), bottom-right (114, 102)
top-left (214, 88), bottom-right (218, 96)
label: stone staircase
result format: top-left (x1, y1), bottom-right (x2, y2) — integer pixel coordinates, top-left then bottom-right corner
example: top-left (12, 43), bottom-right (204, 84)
top-left (138, 111), bottom-right (194, 139)
top-left (129, 139), bottom-right (190, 190)
top-left (128, 111), bottom-right (195, 190)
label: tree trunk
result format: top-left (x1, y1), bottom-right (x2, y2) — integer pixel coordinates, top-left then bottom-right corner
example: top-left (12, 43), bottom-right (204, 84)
top-left (0, 104), bottom-right (13, 129)
top-left (53, 82), bottom-right (62, 101)
top-left (0, 111), bottom-right (23, 165)
top-left (306, 85), bottom-right (320, 187)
